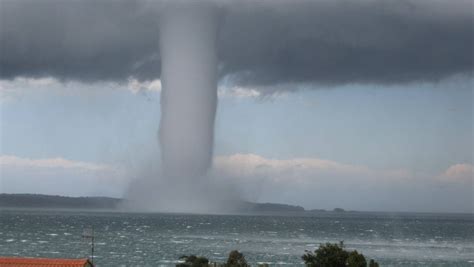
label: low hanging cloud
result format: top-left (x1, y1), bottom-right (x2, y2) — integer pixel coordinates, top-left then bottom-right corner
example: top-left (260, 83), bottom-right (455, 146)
top-left (1, 154), bottom-right (472, 212)
top-left (213, 153), bottom-right (411, 186)
top-left (0, 76), bottom-right (260, 100)
top-left (127, 78), bottom-right (162, 94)
top-left (217, 86), bottom-right (262, 99)
top-left (438, 163), bottom-right (474, 183)
top-left (0, 155), bottom-right (126, 197)
top-left (1, 0), bottom-right (472, 92)
top-left (0, 155), bottom-right (112, 171)
top-left (212, 154), bottom-right (473, 212)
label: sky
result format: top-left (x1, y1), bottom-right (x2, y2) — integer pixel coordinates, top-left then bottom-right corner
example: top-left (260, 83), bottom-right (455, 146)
top-left (1, 76), bottom-right (472, 213)
top-left (0, 0), bottom-right (473, 213)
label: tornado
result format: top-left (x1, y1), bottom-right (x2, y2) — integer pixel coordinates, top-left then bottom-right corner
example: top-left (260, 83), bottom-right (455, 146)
top-left (158, 3), bottom-right (219, 180)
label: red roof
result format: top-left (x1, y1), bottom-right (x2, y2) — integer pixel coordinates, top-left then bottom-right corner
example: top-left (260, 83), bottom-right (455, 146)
top-left (0, 257), bottom-right (93, 267)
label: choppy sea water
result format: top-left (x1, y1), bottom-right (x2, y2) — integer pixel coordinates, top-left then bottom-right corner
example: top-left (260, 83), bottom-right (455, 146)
top-left (0, 209), bottom-right (473, 266)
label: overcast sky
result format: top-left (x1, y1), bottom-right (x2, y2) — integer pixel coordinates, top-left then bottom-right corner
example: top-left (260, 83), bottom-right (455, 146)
top-left (0, 0), bottom-right (472, 213)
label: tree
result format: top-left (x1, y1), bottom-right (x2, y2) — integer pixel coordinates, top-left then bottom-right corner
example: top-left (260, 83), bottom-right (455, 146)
top-left (302, 242), bottom-right (379, 267)
top-left (225, 250), bottom-right (249, 267)
top-left (369, 259), bottom-right (379, 267)
top-left (347, 250), bottom-right (367, 267)
top-left (302, 241), bottom-right (349, 267)
top-left (176, 255), bottom-right (210, 267)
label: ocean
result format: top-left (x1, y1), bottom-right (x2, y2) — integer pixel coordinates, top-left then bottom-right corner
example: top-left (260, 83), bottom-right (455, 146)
top-left (0, 209), bottom-right (472, 266)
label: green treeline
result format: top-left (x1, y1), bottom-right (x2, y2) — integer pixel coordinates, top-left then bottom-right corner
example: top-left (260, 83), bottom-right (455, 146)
top-left (177, 242), bottom-right (379, 267)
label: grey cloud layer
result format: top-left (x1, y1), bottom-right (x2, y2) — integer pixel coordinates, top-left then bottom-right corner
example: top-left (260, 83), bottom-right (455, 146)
top-left (1, 1), bottom-right (161, 81)
top-left (1, 0), bottom-right (472, 88)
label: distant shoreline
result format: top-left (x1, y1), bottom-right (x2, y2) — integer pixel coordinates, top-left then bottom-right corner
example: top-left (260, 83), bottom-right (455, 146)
top-left (1, 193), bottom-right (472, 216)
top-left (0, 193), bottom-right (311, 215)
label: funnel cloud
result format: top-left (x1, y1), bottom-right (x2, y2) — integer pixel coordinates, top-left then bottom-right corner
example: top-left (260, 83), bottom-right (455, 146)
top-left (122, 2), bottom-right (226, 212)
top-left (159, 3), bottom-right (219, 179)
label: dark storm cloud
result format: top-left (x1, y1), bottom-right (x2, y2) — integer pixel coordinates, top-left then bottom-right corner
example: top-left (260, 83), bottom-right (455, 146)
top-left (220, 0), bottom-right (473, 87)
top-left (0, 0), bottom-right (161, 81)
top-left (1, 0), bottom-right (472, 88)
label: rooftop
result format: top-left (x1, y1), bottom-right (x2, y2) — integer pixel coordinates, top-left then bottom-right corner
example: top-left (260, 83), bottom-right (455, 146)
top-left (0, 257), bottom-right (93, 267)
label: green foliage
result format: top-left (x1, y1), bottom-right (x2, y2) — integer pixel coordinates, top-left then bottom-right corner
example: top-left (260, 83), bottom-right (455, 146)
top-left (176, 251), bottom-right (249, 267)
top-left (224, 250), bottom-right (249, 267)
top-left (347, 250), bottom-right (367, 267)
top-left (369, 259), bottom-right (379, 267)
top-left (177, 255), bottom-right (210, 267)
top-left (175, 247), bottom-right (379, 267)
top-left (302, 241), bottom-right (349, 267)
top-left (302, 242), bottom-right (379, 267)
